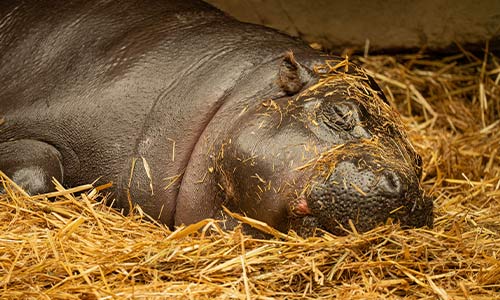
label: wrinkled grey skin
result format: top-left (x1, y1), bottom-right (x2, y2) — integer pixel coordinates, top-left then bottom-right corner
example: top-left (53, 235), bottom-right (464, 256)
top-left (0, 0), bottom-right (433, 236)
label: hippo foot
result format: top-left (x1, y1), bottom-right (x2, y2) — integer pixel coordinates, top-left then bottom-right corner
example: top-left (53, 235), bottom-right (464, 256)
top-left (0, 140), bottom-right (64, 195)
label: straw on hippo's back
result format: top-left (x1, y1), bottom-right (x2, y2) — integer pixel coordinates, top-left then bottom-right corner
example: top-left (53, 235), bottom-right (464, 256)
top-left (0, 0), bottom-right (433, 236)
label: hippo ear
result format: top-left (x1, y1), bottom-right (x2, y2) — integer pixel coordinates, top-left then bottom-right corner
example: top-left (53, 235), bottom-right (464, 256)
top-left (278, 52), bottom-right (314, 95)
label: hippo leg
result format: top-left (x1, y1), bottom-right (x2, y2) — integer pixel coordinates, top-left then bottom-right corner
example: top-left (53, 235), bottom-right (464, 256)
top-left (0, 140), bottom-right (63, 195)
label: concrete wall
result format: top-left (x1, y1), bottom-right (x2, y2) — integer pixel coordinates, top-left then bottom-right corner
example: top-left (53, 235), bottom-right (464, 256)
top-left (205, 0), bottom-right (500, 53)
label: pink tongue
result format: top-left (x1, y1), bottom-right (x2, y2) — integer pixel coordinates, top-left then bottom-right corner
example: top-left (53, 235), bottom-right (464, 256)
top-left (294, 197), bottom-right (311, 215)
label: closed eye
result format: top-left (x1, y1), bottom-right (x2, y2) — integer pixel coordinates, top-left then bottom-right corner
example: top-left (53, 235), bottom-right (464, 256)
top-left (321, 103), bottom-right (356, 131)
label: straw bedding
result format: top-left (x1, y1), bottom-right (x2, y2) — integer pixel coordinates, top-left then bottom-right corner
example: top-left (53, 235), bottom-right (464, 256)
top-left (1, 47), bottom-right (499, 299)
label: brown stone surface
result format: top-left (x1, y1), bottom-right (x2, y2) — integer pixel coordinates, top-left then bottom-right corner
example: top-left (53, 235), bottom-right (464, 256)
top-left (206, 0), bottom-right (500, 52)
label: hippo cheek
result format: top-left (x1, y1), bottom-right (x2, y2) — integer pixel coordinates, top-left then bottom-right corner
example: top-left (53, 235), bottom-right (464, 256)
top-left (306, 159), bottom-right (433, 235)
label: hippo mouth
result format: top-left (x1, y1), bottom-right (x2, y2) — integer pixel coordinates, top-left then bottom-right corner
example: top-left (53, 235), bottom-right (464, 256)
top-left (307, 178), bottom-right (433, 235)
top-left (290, 149), bottom-right (434, 236)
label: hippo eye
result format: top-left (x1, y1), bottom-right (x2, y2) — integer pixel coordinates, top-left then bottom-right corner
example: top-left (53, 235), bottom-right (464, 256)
top-left (321, 103), bottom-right (356, 131)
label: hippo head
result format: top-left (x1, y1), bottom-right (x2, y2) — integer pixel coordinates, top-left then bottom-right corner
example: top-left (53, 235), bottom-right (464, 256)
top-left (215, 52), bottom-right (433, 236)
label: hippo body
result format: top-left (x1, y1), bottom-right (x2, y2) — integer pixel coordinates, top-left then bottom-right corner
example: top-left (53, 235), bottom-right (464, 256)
top-left (0, 0), bottom-right (432, 235)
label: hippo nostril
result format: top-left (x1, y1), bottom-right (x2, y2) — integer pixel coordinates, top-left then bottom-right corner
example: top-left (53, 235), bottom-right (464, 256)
top-left (380, 171), bottom-right (403, 196)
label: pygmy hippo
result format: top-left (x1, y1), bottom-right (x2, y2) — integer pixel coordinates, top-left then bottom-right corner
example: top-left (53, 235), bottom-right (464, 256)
top-left (0, 0), bottom-right (433, 236)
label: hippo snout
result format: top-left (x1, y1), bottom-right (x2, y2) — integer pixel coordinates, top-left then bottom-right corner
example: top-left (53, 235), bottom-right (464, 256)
top-left (306, 158), bottom-right (433, 235)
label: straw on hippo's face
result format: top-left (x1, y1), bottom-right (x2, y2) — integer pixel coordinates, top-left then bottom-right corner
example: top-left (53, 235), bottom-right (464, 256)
top-left (289, 71), bottom-right (433, 235)
top-left (215, 60), bottom-right (433, 236)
